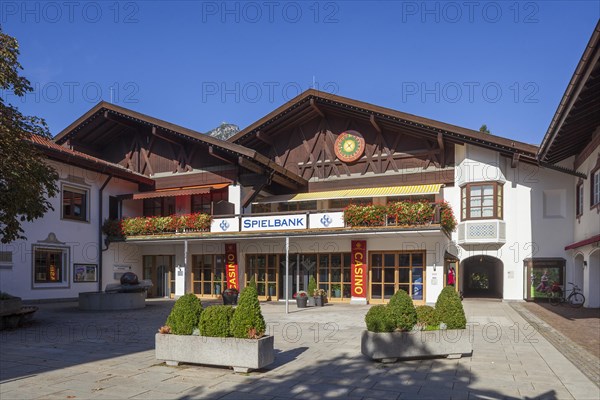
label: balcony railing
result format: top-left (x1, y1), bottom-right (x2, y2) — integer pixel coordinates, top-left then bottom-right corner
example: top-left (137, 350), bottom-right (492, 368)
top-left (102, 201), bottom-right (457, 240)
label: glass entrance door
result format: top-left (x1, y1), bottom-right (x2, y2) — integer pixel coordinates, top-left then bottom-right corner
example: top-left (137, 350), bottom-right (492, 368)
top-left (191, 254), bottom-right (225, 297)
top-left (369, 251), bottom-right (425, 303)
top-left (246, 255), bottom-right (277, 300)
top-left (143, 255), bottom-right (174, 298)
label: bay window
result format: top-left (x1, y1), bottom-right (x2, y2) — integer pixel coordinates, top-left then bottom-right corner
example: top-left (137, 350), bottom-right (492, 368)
top-left (461, 182), bottom-right (503, 220)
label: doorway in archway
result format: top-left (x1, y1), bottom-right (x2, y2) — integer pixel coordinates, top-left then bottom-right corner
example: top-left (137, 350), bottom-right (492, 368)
top-left (461, 255), bottom-right (503, 298)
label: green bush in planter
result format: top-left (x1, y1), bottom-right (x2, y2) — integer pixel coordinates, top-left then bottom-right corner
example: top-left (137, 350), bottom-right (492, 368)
top-left (388, 289), bottom-right (417, 331)
top-left (435, 286), bottom-right (466, 329)
top-left (365, 305), bottom-right (395, 332)
top-left (308, 276), bottom-right (317, 296)
top-left (165, 293), bottom-right (202, 335)
top-left (416, 305), bottom-right (440, 327)
top-left (230, 285), bottom-right (266, 339)
top-left (199, 305), bottom-right (234, 337)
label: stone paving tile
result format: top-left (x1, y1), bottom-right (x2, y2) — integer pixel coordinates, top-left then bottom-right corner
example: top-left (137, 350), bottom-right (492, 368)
top-left (1, 299), bottom-right (599, 399)
top-left (349, 386), bottom-right (403, 399)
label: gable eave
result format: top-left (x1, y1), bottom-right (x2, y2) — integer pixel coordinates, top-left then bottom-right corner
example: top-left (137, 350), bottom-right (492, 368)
top-left (232, 89), bottom-right (538, 162)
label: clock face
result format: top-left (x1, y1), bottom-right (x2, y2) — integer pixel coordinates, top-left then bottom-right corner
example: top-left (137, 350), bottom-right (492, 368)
top-left (335, 130), bottom-right (365, 163)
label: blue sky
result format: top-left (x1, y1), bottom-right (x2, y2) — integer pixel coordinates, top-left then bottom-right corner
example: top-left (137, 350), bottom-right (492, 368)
top-left (2, 1), bottom-right (598, 145)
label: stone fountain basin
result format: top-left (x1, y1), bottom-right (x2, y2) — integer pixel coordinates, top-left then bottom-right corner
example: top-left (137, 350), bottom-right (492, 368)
top-left (79, 291), bottom-right (147, 311)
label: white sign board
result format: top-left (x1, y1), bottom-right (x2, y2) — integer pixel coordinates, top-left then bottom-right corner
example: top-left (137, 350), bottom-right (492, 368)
top-left (309, 212), bottom-right (345, 229)
top-left (211, 217), bottom-right (240, 233)
top-left (241, 214), bottom-right (307, 232)
top-left (175, 265), bottom-right (185, 298)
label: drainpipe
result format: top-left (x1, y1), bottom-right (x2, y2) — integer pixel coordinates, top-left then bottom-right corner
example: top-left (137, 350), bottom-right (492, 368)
top-left (99, 175), bottom-right (113, 292)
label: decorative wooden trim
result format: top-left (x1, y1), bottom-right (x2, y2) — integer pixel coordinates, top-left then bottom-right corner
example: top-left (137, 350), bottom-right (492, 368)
top-left (511, 153), bottom-right (520, 169)
top-left (437, 132), bottom-right (446, 168)
top-left (370, 114), bottom-right (382, 134)
top-left (574, 131), bottom-right (600, 170)
top-left (310, 98), bottom-right (325, 118)
top-left (256, 131), bottom-right (274, 145)
top-left (208, 146), bottom-right (234, 164)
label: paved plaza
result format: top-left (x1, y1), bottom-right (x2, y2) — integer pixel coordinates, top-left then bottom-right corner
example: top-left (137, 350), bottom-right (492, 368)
top-left (1, 299), bottom-right (599, 399)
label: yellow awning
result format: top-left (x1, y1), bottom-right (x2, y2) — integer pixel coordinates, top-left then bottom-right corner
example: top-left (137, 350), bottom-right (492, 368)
top-left (255, 184), bottom-right (443, 203)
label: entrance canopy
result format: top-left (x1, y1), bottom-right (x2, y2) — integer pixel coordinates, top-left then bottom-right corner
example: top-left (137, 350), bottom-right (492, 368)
top-left (254, 184), bottom-right (443, 204)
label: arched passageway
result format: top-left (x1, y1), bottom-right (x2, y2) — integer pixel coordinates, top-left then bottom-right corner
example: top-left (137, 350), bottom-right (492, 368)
top-left (461, 255), bottom-right (503, 298)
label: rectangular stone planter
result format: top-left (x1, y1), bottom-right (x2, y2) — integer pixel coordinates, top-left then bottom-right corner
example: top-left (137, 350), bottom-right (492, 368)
top-left (361, 329), bottom-right (472, 362)
top-left (79, 291), bottom-right (146, 311)
top-left (155, 333), bottom-right (274, 373)
top-left (0, 297), bottom-right (22, 316)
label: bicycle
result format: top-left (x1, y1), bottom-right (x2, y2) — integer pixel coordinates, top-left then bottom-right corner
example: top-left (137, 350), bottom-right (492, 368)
top-left (548, 282), bottom-right (585, 308)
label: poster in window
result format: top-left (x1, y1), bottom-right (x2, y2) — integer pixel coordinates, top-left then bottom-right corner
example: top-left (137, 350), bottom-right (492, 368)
top-left (73, 264), bottom-right (98, 282)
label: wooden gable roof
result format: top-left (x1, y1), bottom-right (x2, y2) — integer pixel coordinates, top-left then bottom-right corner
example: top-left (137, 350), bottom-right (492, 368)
top-left (230, 89), bottom-right (539, 163)
top-left (538, 20), bottom-right (600, 165)
top-left (29, 134), bottom-right (154, 185)
top-left (53, 102), bottom-right (307, 191)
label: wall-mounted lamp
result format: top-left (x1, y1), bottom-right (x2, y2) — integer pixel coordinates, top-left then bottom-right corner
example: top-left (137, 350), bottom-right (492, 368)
top-left (583, 261), bottom-right (588, 268)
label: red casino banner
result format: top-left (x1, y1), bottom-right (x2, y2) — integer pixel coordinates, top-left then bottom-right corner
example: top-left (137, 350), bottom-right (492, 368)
top-left (225, 243), bottom-right (239, 289)
top-left (351, 240), bottom-right (367, 298)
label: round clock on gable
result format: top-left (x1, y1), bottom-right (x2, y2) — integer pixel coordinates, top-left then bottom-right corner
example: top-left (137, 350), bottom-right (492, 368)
top-left (334, 130), bottom-right (366, 163)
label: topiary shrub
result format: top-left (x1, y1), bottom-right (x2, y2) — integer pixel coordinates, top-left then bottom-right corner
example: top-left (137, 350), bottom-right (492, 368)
top-left (308, 276), bottom-right (317, 296)
top-left (199, 305), bottom-right (234, 337)
top-left (435, 286), bottom-right (466, 329)
top-left (248, 276), bottom-right (256, 289)
top-left (230, 285), bottom-right (266, 339)
top-left (415, 305), bottom-right (440, 327)
top-left (365, 305), bottom-right (395, 332)
top-left (165, 293), bottom-right (202, 335)
top-left (387, 289), bottom-right (417, 331)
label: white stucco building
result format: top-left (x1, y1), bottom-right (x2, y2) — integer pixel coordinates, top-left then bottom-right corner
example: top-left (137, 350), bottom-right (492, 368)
top-left (1, 23), bottom-right (598, 308)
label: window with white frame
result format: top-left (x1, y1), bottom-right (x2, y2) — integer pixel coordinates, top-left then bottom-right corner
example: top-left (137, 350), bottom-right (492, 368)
top-left (32, 246), bottom-right (69, 287)
top-left (592, 168), bottom-right (600, 208)
top-left (62, 185), bottom-right (89, 221)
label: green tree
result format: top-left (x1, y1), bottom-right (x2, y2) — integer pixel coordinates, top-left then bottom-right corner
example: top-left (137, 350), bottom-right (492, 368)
top-left (0, 27), bottom-right (58, 243)
top-left (479, 124), bottom-right (491, 134)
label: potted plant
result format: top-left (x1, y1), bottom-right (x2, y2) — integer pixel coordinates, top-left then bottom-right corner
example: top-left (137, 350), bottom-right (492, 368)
top-left (222, 287), bottom-right (238, 305)
top-left (361, 288), bottom-right (472, 362)
top-left (268, 283), bottom-right (276, 297)
top-left (331, 284), bottom-right (341, 298)
top-left (307, 276), bottom-right (317, 307)
top-left (156, 291), bottom-right (274, 373)
top-left (314, 288), bottom-right (326, 306)
top-left (294, 291), bottom-right (308, 308)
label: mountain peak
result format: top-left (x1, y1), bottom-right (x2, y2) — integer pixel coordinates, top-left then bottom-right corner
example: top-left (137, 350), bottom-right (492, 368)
top-left (206, 122), bottom-right (240, 140)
